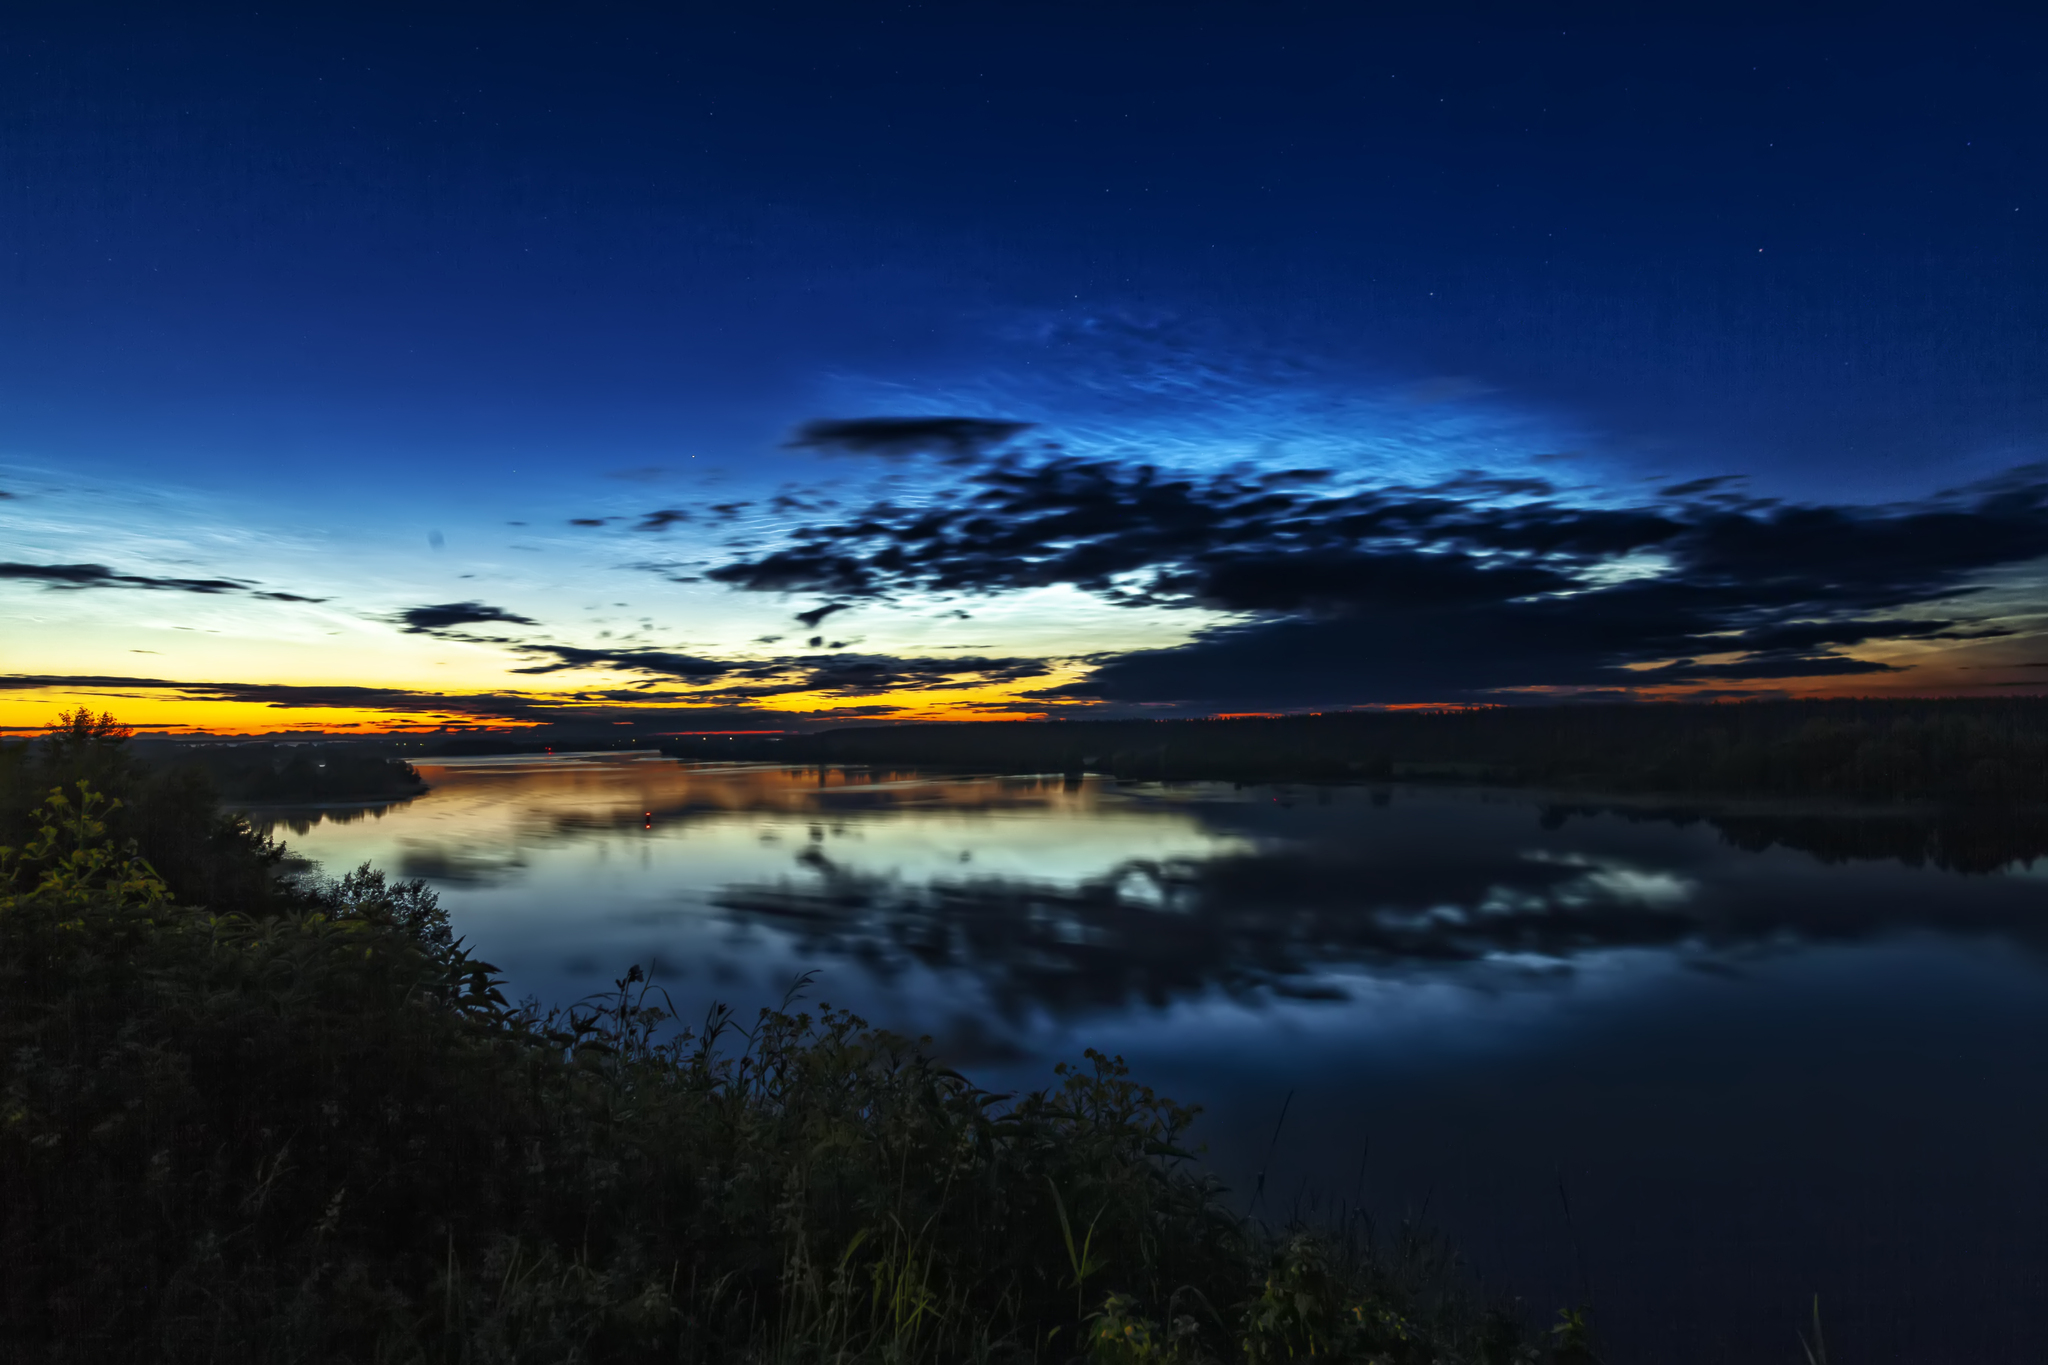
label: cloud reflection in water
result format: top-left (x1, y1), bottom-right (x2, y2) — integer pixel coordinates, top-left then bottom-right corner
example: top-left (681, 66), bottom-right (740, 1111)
top-left (270, 757), bottom-right (2048, 1037)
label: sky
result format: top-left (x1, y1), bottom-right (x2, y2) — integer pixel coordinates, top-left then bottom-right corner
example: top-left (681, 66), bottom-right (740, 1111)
top-left (4, 2), bottom-right (2047, 734)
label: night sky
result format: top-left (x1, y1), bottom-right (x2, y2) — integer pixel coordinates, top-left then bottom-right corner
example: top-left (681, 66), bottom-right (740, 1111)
top-left (5, 4), bottom-right (2046, 732)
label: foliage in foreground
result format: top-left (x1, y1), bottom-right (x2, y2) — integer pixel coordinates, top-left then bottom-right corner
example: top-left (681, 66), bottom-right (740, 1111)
top-left (0, 780), bottom-right (1588, 1364)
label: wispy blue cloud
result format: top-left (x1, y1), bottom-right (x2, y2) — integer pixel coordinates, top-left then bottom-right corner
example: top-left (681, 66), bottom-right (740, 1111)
top-left (814, 307), bottom-right (1602, 494)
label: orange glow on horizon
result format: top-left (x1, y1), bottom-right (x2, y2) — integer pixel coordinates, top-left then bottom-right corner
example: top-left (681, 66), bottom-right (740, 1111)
top-left (4, 659), bottom-right (2035, 739)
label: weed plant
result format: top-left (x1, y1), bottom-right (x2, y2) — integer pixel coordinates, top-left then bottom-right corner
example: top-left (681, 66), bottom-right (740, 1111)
top-left (0, 777), bottom-right (1588, 1363)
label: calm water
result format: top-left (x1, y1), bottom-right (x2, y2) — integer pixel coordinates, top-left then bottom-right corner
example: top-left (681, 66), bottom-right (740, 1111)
top-left (269, 754), bottom-right (2048, 1364)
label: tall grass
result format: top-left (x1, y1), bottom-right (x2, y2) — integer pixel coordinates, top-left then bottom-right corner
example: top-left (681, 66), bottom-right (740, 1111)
top-left (1, 781), bottom-right (1582, 1362)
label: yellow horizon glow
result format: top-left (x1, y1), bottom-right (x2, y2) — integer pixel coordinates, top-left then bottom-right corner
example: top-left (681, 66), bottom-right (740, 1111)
top-left (5, 641), bottom-right (2033, 738)
top-left (0, 672), bottom-right (1086, 736)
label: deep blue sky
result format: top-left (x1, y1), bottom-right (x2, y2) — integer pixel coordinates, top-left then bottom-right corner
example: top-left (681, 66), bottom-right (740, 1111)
top-left (5, 4), bottom-right (2047, 728)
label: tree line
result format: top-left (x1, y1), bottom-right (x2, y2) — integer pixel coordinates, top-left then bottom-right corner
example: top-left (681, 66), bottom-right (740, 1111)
top-left (764, 697), bottom-right (2048, 802)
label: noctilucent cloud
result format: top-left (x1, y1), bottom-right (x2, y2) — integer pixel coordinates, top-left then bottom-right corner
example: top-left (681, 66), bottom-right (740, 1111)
top-left (5, 6), bottom-right (2046, 733)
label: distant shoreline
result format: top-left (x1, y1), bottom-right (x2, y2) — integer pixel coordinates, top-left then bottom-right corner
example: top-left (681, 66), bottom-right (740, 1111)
top-left (121, 697), bottom-right (2048, 809)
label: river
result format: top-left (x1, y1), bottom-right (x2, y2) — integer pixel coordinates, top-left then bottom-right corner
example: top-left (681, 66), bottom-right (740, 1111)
top-left (263, 752), bottom-right (2048, 1364)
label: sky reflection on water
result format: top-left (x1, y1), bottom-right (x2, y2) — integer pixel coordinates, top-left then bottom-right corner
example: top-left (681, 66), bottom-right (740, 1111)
top-left (272, 755), bottom-right (2048, 1365)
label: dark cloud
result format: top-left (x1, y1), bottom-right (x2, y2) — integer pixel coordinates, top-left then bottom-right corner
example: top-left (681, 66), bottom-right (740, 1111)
top-left (787, 416), bottom-right (1034, 464)
top-left (396, 601), bottom-right (540, 634)
top-left (0, 673), bottom-right (556, 723)
top-left (568, 517), bottom-right (612, 527)
top-left (0, 560), bottom-right (325, 601)
top-left (704, 450), bottom-right (2048, 706)
top-left (1172, 549), bottom-right (1570, 615)
top-left (1658, 475), bottom-right (1748, 498)
top-left (793, 601), bottom-right (851, 628)
top-left (1626, 653), bottom-right (1900, 683)
top-left (495, 637), bottom-right (1051, 700)
top-left (709, 547), bottom-right (875, 595)
top-left (779, 653), bottom-right (1047, 697)
top-left (3, 562), bottom-right (167, 587)
top-left (720, 652), bottom-right (1050, 699)
top-left (634, 509), bottom-right (693, 532)
top-left (508, 644), bottom-right (729, 680)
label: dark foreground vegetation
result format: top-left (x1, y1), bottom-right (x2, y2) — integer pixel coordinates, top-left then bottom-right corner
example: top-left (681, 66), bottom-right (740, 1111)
top-left (1, 713), bottom-right (1590, 1363)
top-left (768, 697), bottom-right (2048, 803)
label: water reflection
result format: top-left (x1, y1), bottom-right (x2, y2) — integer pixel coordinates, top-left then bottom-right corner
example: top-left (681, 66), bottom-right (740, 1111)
top-left (708, 791), bottom-right (2048, 1019)
top-left (245, 797), bottom-right (418, 836)
top-left (1541, 800), bottom-right (2048, 875)
top-left (284, 756), bottom-right (1255, 891)
top-left (715, 841), bottom-right (1695, 1014)
top-left (271, 761), bottom-right (2048, 989)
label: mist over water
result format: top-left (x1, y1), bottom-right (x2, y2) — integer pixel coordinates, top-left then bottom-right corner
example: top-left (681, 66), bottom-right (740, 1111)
top-left (272, 754), bottom-right (2048, 1365)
